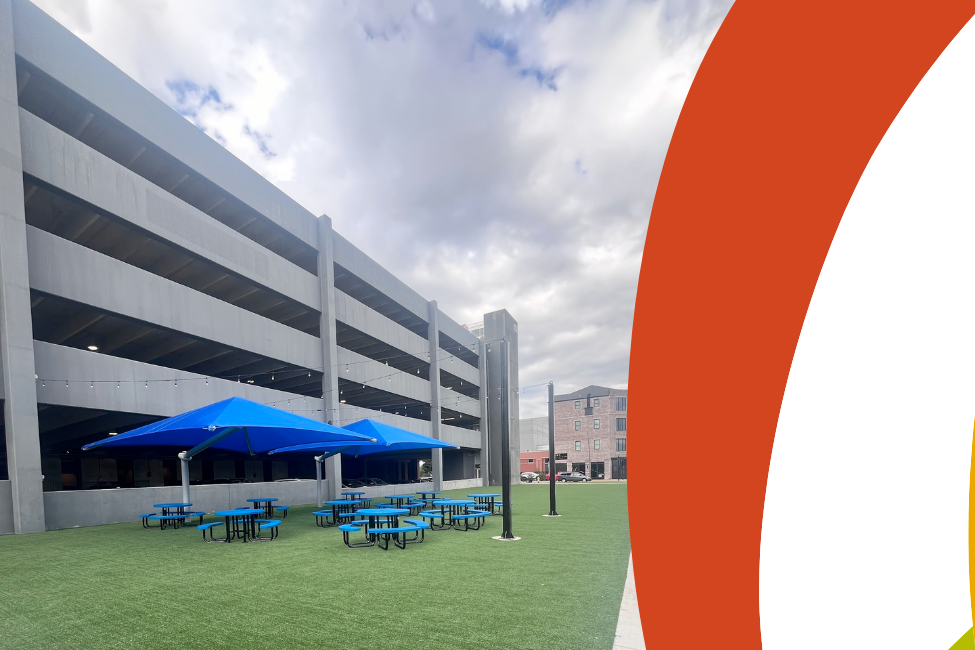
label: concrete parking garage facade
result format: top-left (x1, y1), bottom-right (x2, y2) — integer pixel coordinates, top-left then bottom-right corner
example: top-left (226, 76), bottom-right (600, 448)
top-left (0, 0), bottom-right (519, 534)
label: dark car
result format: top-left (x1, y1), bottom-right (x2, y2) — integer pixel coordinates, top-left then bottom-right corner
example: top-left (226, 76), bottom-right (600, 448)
top-left (343, 478), bottom-right (366, 488)
top-left (361, 477), bottom-right (389, 486)
top-left (558, 471), bottom-right (590, 483)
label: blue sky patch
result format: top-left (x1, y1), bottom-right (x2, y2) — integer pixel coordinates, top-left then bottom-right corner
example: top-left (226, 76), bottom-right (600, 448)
top-left (476, 32), bottom-right (560, 91)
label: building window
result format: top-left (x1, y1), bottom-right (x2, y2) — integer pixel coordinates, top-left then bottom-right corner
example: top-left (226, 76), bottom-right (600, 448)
top-left (616, 438), bottom-right (626, 452)
top-left (616, 418), bottom-right (626, 432)
top-left (593, 398), bottom-right (600, 408)
top-left (575, 400), bottom-right (581, 409)
top-left (594, 439), bottom-right (600, 450)
top-left (574, 421), bottom-right (581, 431)
top-left (575, 441), bottom-right (581, 451)
top-left (594, 419), bottom-right (600, 430)
top-left (526, 458), bottom-right (534, 463)
top-left (617, 397), bottom-right (627, 411)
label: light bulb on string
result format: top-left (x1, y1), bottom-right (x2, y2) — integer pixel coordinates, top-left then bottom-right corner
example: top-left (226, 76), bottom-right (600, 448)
top-left (90, 381), bottom-right (93, 388)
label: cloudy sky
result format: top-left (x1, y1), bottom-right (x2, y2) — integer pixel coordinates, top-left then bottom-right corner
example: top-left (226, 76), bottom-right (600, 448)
top-left (33, 0), bottom-right (731, 417)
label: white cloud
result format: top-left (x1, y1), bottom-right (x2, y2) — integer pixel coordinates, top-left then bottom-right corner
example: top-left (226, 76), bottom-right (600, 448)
top-left (31, 0), bottom-right (731, 417)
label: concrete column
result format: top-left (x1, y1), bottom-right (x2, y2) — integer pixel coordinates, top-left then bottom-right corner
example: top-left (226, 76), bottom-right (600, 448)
top-left (478, 340), bottom-right (490, 486)
top-left (484, 310), bottom-right (519, 487)
top-left (0, 0), bottom-right (45, 534)
top-left (427, 301), bottom-right (443, 491)
top-left (317, 215), bottom-right (342, 500)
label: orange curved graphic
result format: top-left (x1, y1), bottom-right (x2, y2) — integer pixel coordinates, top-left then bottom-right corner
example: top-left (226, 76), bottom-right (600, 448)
top-left (628, 1), bottom-right (973, 646)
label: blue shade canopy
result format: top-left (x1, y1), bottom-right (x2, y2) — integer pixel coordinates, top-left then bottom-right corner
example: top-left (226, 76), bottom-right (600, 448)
top-left (81, 397), bottom-right (376, 456)
top-left (267, 418), bottom-right (459, 456)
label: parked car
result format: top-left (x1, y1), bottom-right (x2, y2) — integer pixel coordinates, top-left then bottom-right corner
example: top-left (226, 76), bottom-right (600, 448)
top-left (520, 471), bottom-right (538, 482)
top-left (343, 478), bottom-right (366, 488)
top-left (558, 471), bottom-right (591, 482)
top-left (361, 478), bottom-right (389, 486)
top-left (419, 476), bottom-right (433, 482)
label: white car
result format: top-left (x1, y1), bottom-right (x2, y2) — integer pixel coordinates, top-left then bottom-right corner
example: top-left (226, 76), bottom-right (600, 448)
top-left (520, 471), bottom-right (539, 482)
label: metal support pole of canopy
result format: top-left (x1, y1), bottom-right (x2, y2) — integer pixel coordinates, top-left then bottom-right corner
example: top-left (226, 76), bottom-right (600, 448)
top-left (178, 451), bottom-right (191, 519)
top-left (315, 455), bottom-right (324, 507)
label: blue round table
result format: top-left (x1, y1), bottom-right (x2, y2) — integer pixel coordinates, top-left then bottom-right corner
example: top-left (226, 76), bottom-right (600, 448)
top-left (354, 507), bottom-right (409, 543)
top-left (153, 502), bottom-right (192, 516)
top-left (468, 493), bottom-right (502, 515)
top-left (432, 499), bottom-right (476, 527)
top-left (214, 508), bottom-right (263, 542)
top-left (247, 497), bottom-right (278, 517)
top-left (316, 499), bottom-right (363, 527)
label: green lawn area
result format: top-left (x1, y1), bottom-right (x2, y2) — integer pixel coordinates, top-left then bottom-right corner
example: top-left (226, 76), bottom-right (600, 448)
top-left (0, 483), bottom-right (630, 650)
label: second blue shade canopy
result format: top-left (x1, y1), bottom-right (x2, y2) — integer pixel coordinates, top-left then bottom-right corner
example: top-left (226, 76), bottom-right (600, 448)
top-left (267, 418), bottom-right (459, 456)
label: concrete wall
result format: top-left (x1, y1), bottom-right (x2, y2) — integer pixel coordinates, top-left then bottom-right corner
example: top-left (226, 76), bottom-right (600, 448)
top-left (332, 233), bottom-right (428, 323)
top-left (338, 347), bottom-right (431, 404)
top-left (0, 476), bottom-right (488, 534)
top-left (442, 478), bottom-right (483, 491)
top-left (438, 354), bottom-right (479, 386)
top-left (0, 480), bottom-right (12, 534)
top-left (19, 111), bottom-right (320, 310)
top-left (334, 290), bottom-right (428, 359)
top-left (42, 479), bottom-right (326, 530)
top-left (33, 340), bottom-right (324, 417)
top-left (27, 228), bottom-right (321, 369)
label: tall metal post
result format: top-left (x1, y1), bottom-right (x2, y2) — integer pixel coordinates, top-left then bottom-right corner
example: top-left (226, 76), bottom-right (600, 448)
top-left (547, 382), bottom-right (559, 516)
top-left (499, 339), bottom-right (514, 539)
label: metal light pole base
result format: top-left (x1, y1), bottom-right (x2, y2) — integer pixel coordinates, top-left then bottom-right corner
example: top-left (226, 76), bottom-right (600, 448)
top-left (492, 535), bottom-right (522, 541)
top-left (542, 514), bottom-right (562, 517)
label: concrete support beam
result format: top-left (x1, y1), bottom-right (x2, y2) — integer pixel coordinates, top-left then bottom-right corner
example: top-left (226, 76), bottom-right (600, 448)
top-left (33, 340), bottom-right (320, 418)
top-left (338, 347), bottom-right (431, 405)
top-left (332, 233), bottom-right (429, 323)
top-left (19, 111), bottom-right (320, 311)
top-left (317, 216), bottom-right (341, 500)
top-left (439, 386), bottom-right (480, 419)
top-left (436, 307), bottom-right (480, 351)
top-left (334, 290), bottom-right (429, 360)
top-left (427, 301), bottom-right (444, 491)
top-left (436, 352), bottom-right (480, 386)
top-left (26, 227), bottom-right (322, 371)
top-left (0, 0), bottom-right (44, 533)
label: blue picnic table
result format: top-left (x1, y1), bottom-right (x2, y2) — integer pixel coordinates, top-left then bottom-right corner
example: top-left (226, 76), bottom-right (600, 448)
top-left (214, 508), bottom-right (264, 542)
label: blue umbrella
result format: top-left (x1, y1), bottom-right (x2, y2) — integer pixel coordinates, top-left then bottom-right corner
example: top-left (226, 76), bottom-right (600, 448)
top-left (267, 419), bottom-right (458, 505)
top-left (82, 397), bottom-right (377, 504)
top-left (267, 418), bottom-right (458, 456)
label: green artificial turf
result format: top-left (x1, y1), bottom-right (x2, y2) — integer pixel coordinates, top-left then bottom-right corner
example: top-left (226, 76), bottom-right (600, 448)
top-left (0, 483), bottom-right (630, 650)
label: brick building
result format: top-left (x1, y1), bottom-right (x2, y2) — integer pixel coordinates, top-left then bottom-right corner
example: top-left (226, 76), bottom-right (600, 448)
top-left (553, 385), bottom-right (627, 479)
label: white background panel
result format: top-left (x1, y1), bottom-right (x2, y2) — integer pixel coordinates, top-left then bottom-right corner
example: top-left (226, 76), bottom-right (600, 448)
top-left (760, 17), bottom-right (975, 649)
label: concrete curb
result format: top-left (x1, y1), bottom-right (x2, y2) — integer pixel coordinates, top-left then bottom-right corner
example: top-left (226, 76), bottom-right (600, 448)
top-left (613, 553), bottom-right (646, 650)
